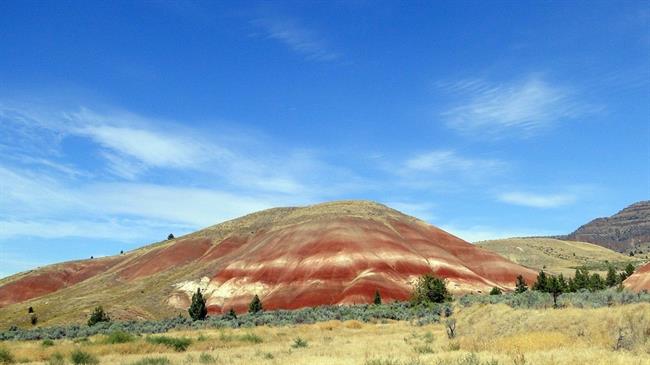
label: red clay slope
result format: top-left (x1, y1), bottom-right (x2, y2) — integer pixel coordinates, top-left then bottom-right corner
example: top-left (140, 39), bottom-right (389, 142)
top-left (0, 201), bottom-right (539, 316)
top-left (168, 201), bottom-right (539, 313)
top-left (623, 262), bottom-right (650, 292)
top-left (0, 256), bottom-right (125, 307)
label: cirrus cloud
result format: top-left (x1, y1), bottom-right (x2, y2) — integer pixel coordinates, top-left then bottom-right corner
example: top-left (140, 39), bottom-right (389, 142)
top-left (440, 75), bottom-right (599, 137)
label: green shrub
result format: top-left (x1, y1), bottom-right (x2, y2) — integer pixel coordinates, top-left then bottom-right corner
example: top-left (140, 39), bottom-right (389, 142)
top-left (198, 353), bottom-right (216, 364)
top-left (239, 333), bottom-right (263, 343)
top-left (146, 336), bottom-right (192, 352)
top-left (105, 330), bottom-right (134, 344)
top-left (47, 352), bottom-right (65, 365)
top-left (70, 350), bottom-right (98, 365)
top-left (489, 287), bottom-right (502, 295)
top-left (0, 347), bottom-right (15, 364)
top-left (291, 337), bottom-right (308, 348)
top-left (42, 339), bottom-right (55, 347)
top-left (129, 358), bottom-right (170, 365)
top-left (411, 274), bottom-right (451, 305)
top-left (87, 306), bottom-right (110, 327)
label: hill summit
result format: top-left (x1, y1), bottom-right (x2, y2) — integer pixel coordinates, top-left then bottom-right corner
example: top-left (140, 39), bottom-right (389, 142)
top-left (0, 200), bottom-right (537, 326)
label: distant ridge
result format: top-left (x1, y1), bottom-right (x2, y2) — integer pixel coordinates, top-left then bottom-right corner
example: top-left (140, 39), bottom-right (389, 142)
top-left (563, 201), bottom-right (650, 254)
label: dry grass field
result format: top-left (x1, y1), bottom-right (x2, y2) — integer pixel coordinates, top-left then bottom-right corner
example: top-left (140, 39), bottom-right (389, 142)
top-left (2, 303), bottom-right (649, 365)
top-left (477, 238), bottom-right (646, 276)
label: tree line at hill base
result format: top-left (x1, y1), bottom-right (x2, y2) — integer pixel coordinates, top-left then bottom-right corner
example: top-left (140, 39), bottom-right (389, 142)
top-left (4, 263), bottom-right (648, 342)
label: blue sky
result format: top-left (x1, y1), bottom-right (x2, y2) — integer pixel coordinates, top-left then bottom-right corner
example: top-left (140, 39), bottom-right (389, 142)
top-left (1, 1), bottom-right (649, 278)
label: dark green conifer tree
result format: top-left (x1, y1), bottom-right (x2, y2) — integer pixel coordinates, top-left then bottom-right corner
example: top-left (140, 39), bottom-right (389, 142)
top-left (532, 270), bottom-right (549, 291)
top-left (373, 289), bottom-right (382, 305)
top-left (605, 266), bottom-right (618, 287)
top-left (248, 294), bottom-right (263, 314)
top-left (188, 288), bottom-right (208, 321)
top-left (515, 275), bottom-right (528, 294)
top-left (87, 306), bottom-right (110, 327)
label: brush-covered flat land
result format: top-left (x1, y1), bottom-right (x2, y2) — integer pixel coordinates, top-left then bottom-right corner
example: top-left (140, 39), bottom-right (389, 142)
top-left (2, 300), bottom-right (649, 365)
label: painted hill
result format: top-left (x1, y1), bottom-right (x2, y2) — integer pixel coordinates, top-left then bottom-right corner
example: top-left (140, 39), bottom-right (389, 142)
top-left (564, 201), bottom-right (650, 254)
top-left (623, 262), bottom-right (650, 292)
top-left (477, 237), bottom-right (642, 277)
top-left (0, 201), bottom-right (538, 327)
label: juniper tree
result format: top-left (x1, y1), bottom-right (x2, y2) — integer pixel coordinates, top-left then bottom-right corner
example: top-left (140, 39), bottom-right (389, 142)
top-left (589, 273), bottom-right (605, 291)
top-left (248, 294), bottom-right (263, 314)
top-left (606, 266), bottom-right (618, 287)
top-left (624, 263), bottom-right (636, 277)
top-left (373, 289), bottom-right (382, 305)
top-left (87, 306), bottom-right (110, 326)
top-left (188, 288), bottom-right (208, 321)
top-left (547, 276), bottom-right (564, 308)
top-left (411, 274), bottom-right (451, 305)
top-left (532, 270), bottom-right (549, 292)
top-left (223, 308), bottom-right (237, 320)
top-left (572, 267), bottom-right (591, 291)
top-left (556, 273), bottom-right (564, 289)
top-left (515, 275), bottom-right (528, 294)
top-left (489, 287), bottom-right (502, 295)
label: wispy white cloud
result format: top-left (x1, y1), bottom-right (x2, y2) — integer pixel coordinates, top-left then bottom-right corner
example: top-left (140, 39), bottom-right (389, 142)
top-left (404, 149), bottom-right (505, 175)
top-left (0, 103), bottom-right (327, 194)
top-left (252, 16), bottom-right (340, 61)
top-left (498, 191), bottom-right (576, 208)
top-left (440, 75), bottom-right (596, 137)
top-left (0, 218), bottom-right (190, 242)
top-left (0, 165), bottom-right (287, 239)
top-left (67, 108), bottom-right (230, 177)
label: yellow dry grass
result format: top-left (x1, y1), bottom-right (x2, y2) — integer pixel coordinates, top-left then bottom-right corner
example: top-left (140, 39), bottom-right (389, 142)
top-left (2, 303), bottom-right (649, 365)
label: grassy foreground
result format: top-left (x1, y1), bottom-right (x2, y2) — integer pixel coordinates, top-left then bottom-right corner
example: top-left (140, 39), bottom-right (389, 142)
top-left (2, 303), bottom-right (649, 365)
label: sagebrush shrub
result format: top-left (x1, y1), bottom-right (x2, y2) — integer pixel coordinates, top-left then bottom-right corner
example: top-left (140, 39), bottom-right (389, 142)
top-left (146, 336), bottom-right (192, 352)
top-left (105, 330), bottom-right (134, 344)
top-left (70, 350), bottom-right (98, 365)
top-left (47, 352), bottom-right (65, 365)
top-left (239, 333), bottom-right (263, 343)
top-left (291, 337), bottom-right (308, 348)
top-left (198, 353), bottom-right (216, 364)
